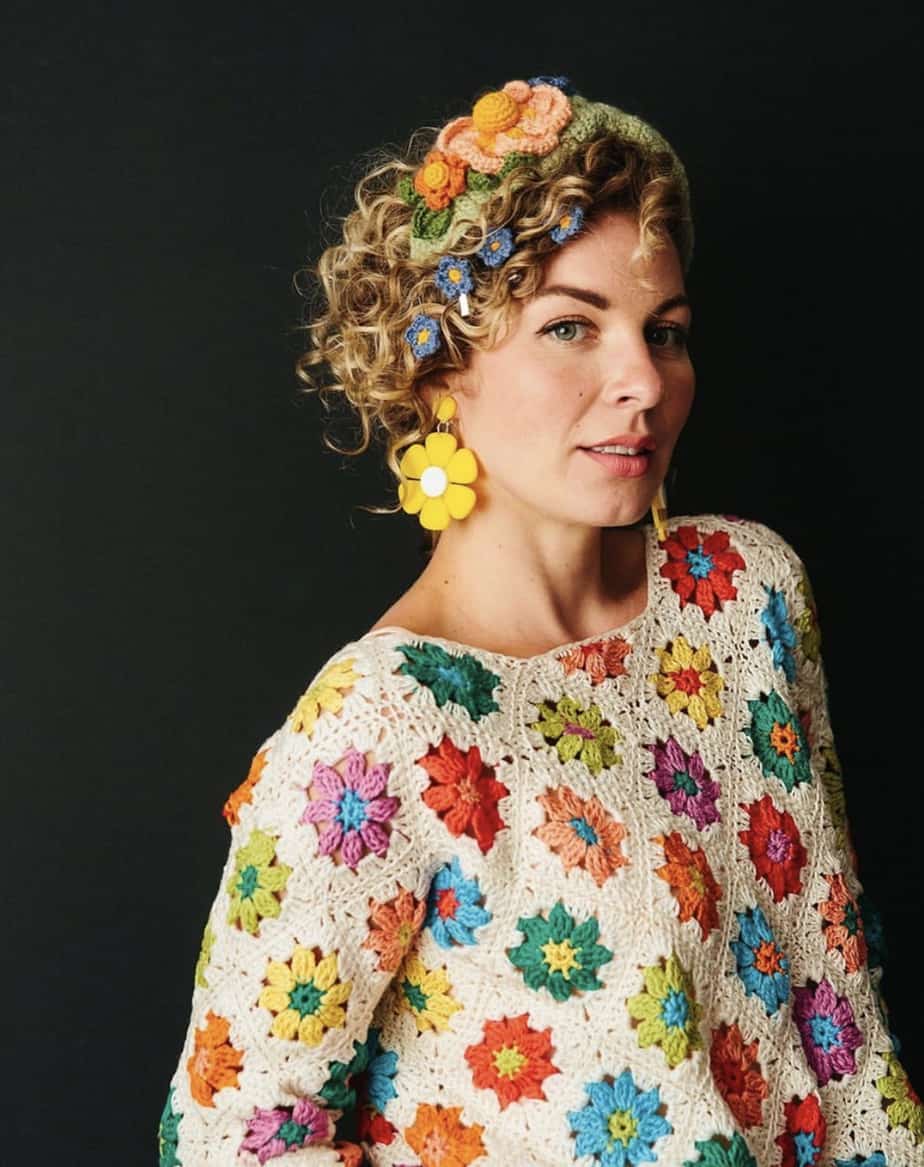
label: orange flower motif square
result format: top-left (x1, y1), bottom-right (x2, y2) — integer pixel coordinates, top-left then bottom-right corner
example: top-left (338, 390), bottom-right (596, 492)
top-left (534, 785), bottom-right (628, 887)
top-left (653, 832), bottom-right (722, 940)
top-left (222, 747), bottom-right (268, 826)
top-left (404, 1101), bottom-right (485, 1167)
top-left (363, 885), bottom-right (427, 972)
top-left (710, 1020), bottom-right (768, 1129)
top-left (186, 1010), bottom-right (244, 1107)
top-left (817, 872), bottom-right (867, 973)
top-left (557, 635), bottom-right (632, 685)
top-left (464, 1012), bottom-right (559, 1109)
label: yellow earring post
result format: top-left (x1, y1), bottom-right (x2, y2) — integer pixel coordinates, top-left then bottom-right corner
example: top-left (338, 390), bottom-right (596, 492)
top-left (651, 482), bottom-right (669, 542)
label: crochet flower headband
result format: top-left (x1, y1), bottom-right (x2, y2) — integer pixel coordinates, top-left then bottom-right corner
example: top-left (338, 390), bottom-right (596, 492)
top-left (398, 75), bottom-right (693, 360)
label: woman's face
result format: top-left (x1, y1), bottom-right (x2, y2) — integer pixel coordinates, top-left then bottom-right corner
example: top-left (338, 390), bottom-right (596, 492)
top-left (444, 208), bottom-right (695, 532)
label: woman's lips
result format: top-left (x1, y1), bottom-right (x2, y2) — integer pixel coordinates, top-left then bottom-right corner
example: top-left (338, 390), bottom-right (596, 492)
top-left (580, 448), bottom-right (652, 478)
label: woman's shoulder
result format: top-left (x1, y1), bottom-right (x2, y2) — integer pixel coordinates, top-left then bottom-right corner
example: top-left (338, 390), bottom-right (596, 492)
top-left (666, 510), bottom-right (806, 578)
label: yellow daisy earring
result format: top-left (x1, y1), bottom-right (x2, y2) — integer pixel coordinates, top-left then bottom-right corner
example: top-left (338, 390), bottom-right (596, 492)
top-left (397, 394), bottom-right (479, 531)
top-left (651, 480), bottom-right (669, 542)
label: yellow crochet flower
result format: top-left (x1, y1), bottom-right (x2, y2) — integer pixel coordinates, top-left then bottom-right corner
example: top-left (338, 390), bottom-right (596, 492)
top-left (398, 953), bottom-right (464, 1032)
top-left (649, 634), bottom-right (725, 730)
top-left (258, 945), bottom-right (352, 1046)
top-left (397, 397), bottom-right (478, 531)
top-left (289, 657), bottom-right (362, 736)
top-left (626, 951), bottom-right (704, 1068)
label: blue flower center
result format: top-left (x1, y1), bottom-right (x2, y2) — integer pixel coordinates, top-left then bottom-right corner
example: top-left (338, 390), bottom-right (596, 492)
top-left (570, 816), bottom-right (599, 845)
top-left (336, 789), bottom-right (368, 831)
top-left (792, 1129), bottom-right (821, 1167)
top-left (289, 979), bottom-right (324, 1018)
top-left (808, 1013), bottom-right (842, 1051)
top-left (661, 988), bottom-right (690, 1028)
top-left (236, 864), bottom-right (259, 898)
top-left (672, 768), bottom-right (699, 795)
top-left (685, 545), bottom-right (714, 579)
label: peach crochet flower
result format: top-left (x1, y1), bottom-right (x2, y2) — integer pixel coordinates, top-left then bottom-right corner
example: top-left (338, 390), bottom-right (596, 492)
top-left (436, 80), bottom-right (572, 174)
top-left (534, 784), bottom-right (628, 887)
top-left (363, 885), bottom-right (427, 972)
top-left (413, 149), bottom-right (468, 210)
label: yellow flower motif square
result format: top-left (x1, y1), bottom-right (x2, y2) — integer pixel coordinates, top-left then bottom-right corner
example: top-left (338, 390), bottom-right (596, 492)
top-left (258, 945), bottom-right (352, 1047)
top-left (649, 635), bottom-right (724, 730)
top-left (626, 952), bottom-right (704, 1068)
top-left (289, 657), bottom-right (363, 736)
top-left (398, 953), bottom-right (463, 1033)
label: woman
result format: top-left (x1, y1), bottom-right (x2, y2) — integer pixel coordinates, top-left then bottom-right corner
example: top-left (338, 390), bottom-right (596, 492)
top-left (158, 77), bottom-right (920, 1166)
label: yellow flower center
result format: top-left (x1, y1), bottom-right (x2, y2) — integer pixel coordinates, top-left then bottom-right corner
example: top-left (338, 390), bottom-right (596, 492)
top-left (493, 1044), bottom-right (528, 1079)
top-left (397, 922), bottom-right (414, 949)
top-left (448, 267), bottom-right (462, 283)
top-left (422, 160), bottom-right (449, 189)
top-left (472, 90), bottom-right (520, 133)
top-left (688, 865), bottom-right (706, 896)
top-left (608, 1110), bottom-right (638, 1145)
top-left (415, 326), bottom-right (431, 345)
top-left (541, 938), bottom-right (579, 977)
top-left (560, 214), bottom-right (572, 229)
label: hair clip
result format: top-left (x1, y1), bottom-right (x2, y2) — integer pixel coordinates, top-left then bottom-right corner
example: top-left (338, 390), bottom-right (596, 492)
top-left (550, 204), bottom-right (585, 244)
top-left (435, 255), bottom-right (474, 317)
top-left (477, 227), bottom-right (515, 268)
top-left (405, 313), bottom-right (443, 359)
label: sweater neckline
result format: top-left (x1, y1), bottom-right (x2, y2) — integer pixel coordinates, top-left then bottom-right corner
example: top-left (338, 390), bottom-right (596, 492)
top-left (361, 521), bottom-right (658, 667)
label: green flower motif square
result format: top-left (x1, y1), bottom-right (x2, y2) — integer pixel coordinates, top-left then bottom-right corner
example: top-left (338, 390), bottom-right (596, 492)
top-left (226, 827), bottom-right (292, 935)
top-left (743, 689), bottom-right (812, 793)
top-left (627, 952), bottom-right (704, 1068)
top-left (507, 899), bottom-right (613, 1001)
top-left (529, 695), bottom-right (622, 777)
top-left (397, 641), bottom-right (501, 721)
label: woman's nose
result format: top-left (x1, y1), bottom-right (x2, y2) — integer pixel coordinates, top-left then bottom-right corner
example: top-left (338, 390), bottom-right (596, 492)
top-left (601, 343), bottom-right (665, 408)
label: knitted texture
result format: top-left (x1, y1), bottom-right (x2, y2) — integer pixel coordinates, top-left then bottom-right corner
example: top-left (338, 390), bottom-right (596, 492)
top-left (160, 514), bottom-right (921, 1166)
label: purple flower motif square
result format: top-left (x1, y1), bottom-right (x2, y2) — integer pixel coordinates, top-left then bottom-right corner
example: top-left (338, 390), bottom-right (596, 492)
top-left (300, 746), bottom-right (399, 869)
top-left (793, 978), bottom-right (863, 1086)
top-left (645, 736), bottom-right (721, 830)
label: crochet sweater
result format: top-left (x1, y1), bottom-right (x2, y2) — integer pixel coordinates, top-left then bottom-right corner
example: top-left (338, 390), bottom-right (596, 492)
top-left (159, 513), bottom-right (922, 1167)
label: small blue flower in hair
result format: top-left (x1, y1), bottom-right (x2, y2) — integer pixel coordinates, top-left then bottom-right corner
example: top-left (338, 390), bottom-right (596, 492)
top-left (435, 255), bottom-right (474, 317)
top-left (549, 204), bottom-right (585, 244)
top-left (527, 75), bottom-right (574, 93)
top-left (405, 313), bottom-right (443, 359)
top-left (477, 227), bottom-right (515, 268)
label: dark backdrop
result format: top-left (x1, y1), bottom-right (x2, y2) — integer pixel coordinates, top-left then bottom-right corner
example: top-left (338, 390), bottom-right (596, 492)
top-left (4, 5), bottom-right (922, 1161)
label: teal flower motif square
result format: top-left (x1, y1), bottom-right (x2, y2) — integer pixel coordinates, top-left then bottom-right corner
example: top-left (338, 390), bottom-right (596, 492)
top-left (743, 689), bottom-right (812, 792)
top-left (507, 899), bottom-right (612, 1001)
top-left (684, 1133), bottom-right (757, 1167)
top-left (761, 584), bottom-right (798, 682)
top-left (157, 1086), bottom-right (182, 1167)
top-left (397, 641), bottom-right (501, 721)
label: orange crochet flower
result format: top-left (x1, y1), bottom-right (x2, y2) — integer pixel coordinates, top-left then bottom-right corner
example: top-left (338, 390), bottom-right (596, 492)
top-left (556, 634), bottom-right (632, 684)
top-left (710, 1021), bottom-right (768, 1129)
top-left (817, 872), bottom-right (868, 973)
top-left (186, 1010), bottom-right (244, 1107)
top-left (413, 149), bottom-right (469, 211)
top-left (654, 831), bottom-right (722, 939)
top-left (404, 1102), bottom-right (485, 1167)
top-left (362, 885), bottom-right (427, 972)
top-left (464, 1012), bottom-right (559, 1109)
top-left (534, 784), bottom-right (628, 887)
top-left (222, 746), bottom-right (268, 826)
top-left (417, 734), bottom-right (510, 853)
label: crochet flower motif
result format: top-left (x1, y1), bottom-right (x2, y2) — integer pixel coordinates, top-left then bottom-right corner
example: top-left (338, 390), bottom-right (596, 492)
top-left (239, 1098), bottom-right (330, 1163)
top-left (396, 640), bottom-right (502, 720)
top-left (534, 784), bottom-right (629, 888)
top-left (223, 745), bottom-right (269, 825)
top-left (476, 225), bottom-right (515, 267)
top-left (743, 689), bottom-right (813, 792)
top-left (363, 885), bottom-right (427, 972)
top-left (425, 856), bottom-right (492, 948)
top-left (709, 1022), bottom-right (768, 1131)
top-left (775, 1094), bottom-right (826, 1167)
top-left (157, 1087), bottom-right (182, 1167)
top-left (300, 747), bottom-right (399, 870)
top-left (226, 828), bottom-right (292, 935)
top-left (404, 313), bottom-right (443, 359)
top-left (464, 1012), bottom-right (559, 1109)
top-left (403, 1102), bottom-right (485, 1167)
top-left (729, 906), bottom-right (790, 1016)
top-left (320, 1032), bottom-right (374, 1112)
top-left (738, 794), bottom-right (807, 902)
top-left (186, 1010), bottom-right (243, 1107)
top-left (413, 149), bottom-right (469, 211)
top-left (793, 978), bottom-right (863, 1086)
top-left (567, 1068), bottom-right (672, 1167)
top-left (644, 736), bottom-right (722, 830)
top-left (258, 945), bottom-right (352, 1046)
top-left (796, 566), bottom-right (822, 663)
top-left (818, 872), bottom-right (867, 973)
top-left (760, 584), bottom-right (798, 682)
top-left (529, 694), bottom-right (623, 777)
top-left (398, 953), bottom-right (463, 1032)
top-left (650, 635), bottom-right (725, 730)
top-left (354, 1027), bottom-right (400, 1146)
top-left (435, 254), bottom-right (474, 304)
top-left (290, 657), bottom-right (363, 736)
top-left (627, 952), bottom-right (704, 1068)
top-left (194, 918), bottom-right (216, 989)
top-left (436, 79), bottom-right (573, 174)
top-left (417, 734), bottom-right (510, 853)
top-left (550, 204), bottom-right (584, 243)
top-left (508, 900), bottom-right (613, 1001)
top-left (683, 1134), bottom-right (758, 1167)
top-left (876, 1051), bottom-right (924, 1143)
top-left (658, 524), bottom-right (746, 618)
top-left (653, 832), bottom-right (722, 940)
top-left (556, 633), bottom-right (632, 684)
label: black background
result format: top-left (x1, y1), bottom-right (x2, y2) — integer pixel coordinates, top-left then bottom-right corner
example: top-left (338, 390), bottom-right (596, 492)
top-left (4, 4), bottom-right (922, 1161)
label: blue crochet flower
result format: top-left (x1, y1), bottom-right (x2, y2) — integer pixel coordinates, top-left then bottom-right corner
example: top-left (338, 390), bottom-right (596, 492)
top-left (760, 584), bottom-right (798, 682)
top-left (425, 855), bottom-right (492, 948)
top-left (729, 906), bottom-right (790, 1016)
top-left (834, 1155), bottom-right (888, 1167)
top-left (404, 313), bottom-right (442, 358)
top-left (477, 227), bottom-right (515, 268)
top-left (528, 75), bottom-right (574, 93)
top-left (550, 204), bottom-right (585, 244)
top-left (567, 1068), bottom-right (672, 1166)
top-left (360, 1026), bottom-right (398, 1114)
top-left (435, 255), bottom-right (474, 302)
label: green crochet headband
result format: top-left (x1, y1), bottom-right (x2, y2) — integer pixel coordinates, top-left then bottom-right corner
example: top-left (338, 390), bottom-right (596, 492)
top-left (396, 75), bottom-right (694, 272)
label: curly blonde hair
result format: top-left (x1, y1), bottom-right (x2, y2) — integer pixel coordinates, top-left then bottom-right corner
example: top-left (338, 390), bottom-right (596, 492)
top-left (294, 117), bottom-right (692, 557)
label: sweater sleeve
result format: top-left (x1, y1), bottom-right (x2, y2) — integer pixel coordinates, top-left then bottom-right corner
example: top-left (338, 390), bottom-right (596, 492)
top-left (767, 529), bottom-right (923, 1160)
top-left (156, 641), bottom-right (430, 1166)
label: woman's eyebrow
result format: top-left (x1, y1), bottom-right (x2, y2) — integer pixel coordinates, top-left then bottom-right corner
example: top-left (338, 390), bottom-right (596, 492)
top-left (533, 285), bottom-right (691, 316)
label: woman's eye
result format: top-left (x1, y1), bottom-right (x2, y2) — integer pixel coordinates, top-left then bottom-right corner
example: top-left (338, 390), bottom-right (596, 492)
top-left (541, 319), bottom-right (589, 343)
top-left (649, 322), bottom-right (690, 349)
